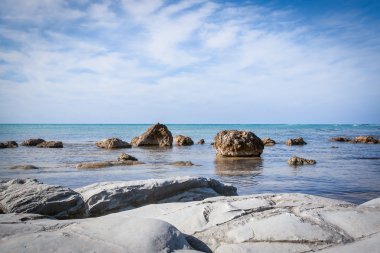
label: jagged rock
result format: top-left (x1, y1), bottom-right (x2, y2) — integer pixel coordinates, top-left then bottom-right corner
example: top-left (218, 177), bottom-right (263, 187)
top-left (76, 177), bottom-right (237, 217)
top-left (286, 137), bottom-right (307, 146)
top-left (0, 141), bottom-right (18, 148)
top-left (21, 138), bottom-right (45, 146)
top-left (330, 137), bottom-right (351, 142)
top-left (353, 136), bottom-right (378, 144)
top-left (261, 138), bottom-right (276, 146)
top-left (76, 160), bottom-right (142, 169)
top-left (131, 123), bottom-right (173, 147)
top-left (288, 156), bottom-right (316, 166)
top-left (169, 161), bottom-right (194, 166)
top-left (197, 139), bottom-right (205, 144)
top-left (118, 153), bottom-right (138, 161)
top-left (175, 135), bottom-right (194, 146)
top-left (9, 165), bottom-right (39, 170)
top-left (213, 130), bottom-right (264, 157)
top-left (96, 138), bottom-right (131, 149)
top-left (36, 141), bottom-right (63, 148)
top-left (0, 179), bottom-right (85, 219)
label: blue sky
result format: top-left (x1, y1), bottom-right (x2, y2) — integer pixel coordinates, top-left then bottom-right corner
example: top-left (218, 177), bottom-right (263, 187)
top-left (0, 0), bottom-right (379, 124)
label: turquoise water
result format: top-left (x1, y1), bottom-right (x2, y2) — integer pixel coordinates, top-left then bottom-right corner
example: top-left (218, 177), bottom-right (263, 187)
top-left (1, 124), bottom-right (380, 204)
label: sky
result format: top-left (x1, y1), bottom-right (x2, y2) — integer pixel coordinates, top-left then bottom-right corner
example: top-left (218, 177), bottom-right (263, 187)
top-left (0, 0), bottom-right (379, 124)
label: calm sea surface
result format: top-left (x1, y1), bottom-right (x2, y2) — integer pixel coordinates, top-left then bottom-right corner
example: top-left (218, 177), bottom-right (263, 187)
top-left (1, 124), bottom-right (379, 204)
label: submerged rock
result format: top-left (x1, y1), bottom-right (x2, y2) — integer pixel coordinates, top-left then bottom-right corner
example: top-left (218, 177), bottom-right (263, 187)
top-left (9, 165), bottom-right (39, 170)
top-left (131, 123), bottom-right (173, 147)
top-left (0, 141), bottom-right (18, 148)
top-left (174, 135), bottom-right (194, 146)
top-left (36, 141), bottom-right (63, 148)
top-left (169, 161), bottom-right (195, 166)
top-left (117, 152), bottom-right (138, 161)
top-left (76, 177), bottom-right (237, 217)
top-left (21, 138), bottom-right (45, 146)
top-left (261, 138), bottom-right (276, 146)
top-left (0, 179), bottom-right (85, 219)
top-left (96, 138), bottom-right (131, 149)
top-left (288, 156), bottom-right (316, 166)
top-left (214, 130), bottom-right (264, 157)
top-left (353, 136), bottom-right (378, 144)
top-left (330, 137), bottom-right (351, 142)
top-left (197, 139), bottom-right (205, 144)
top-left (76, 160), bottom-right (142, 169)
top-left (286, 137), bottom-right (307, 146)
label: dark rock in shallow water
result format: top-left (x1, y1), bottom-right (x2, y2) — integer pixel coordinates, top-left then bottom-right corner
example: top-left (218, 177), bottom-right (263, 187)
top-left (288, 156), bottom-right (316, 166)
top-left (261, 138), bottom-right (276, 146)
top-left (10, 165), bottom-right (39, 170)
top-left (330, 137), bottom-right (351, 142)
top-left (286, 137), bottom-right (307, 146)
top-left (0, 141), bottom-right (18, 148)
top-left (169, 161), bottom-right (195, 166)
top-left (0, 179), bottom-right (85, 219)
top-left (36, 141), bottom-right (63, 148)
top-left (197, 139), bottom-right (205, 144)
top-left (118, 152), bottom-right (138, 161)
top-left (131, 123), bottom-right (173, 147)
top-left (96, 138), bottom-right (131, 149)
top-left (21, 139), bottom-right (45, 146)
top-left (76, 160), bottom-right (142, 169)
top-left (174, 135), bottom-right (194, 146)
top-left (353, 136), bottom-right (378, 144)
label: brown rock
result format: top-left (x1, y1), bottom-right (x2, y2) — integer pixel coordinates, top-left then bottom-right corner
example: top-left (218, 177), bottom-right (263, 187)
top-left (213, 130), bottom-right (264, 157)
top-left (286, 137), bottom-right (307, 146)
top-left (174, 135), bottom-right (194, 146)
top-left (0, 141), bottom-right (18, 148)
top-left (353, 136), bottom-right (378, 144)
top-left (197, 139), bottom-right (205, 144)
top-left (96, 138), bottom-right (131, 149)
top-left (21, 139), bottom-right (45, 146)
top-left (76, 160), bottom-right (142, 169)
top-left (261, 138), bottom-right (276, 146)
top-left (131, 123), bottom-right (173, 147)
top-left (118, 153), bottom-right (138, 161)
top-left (36, 141), bottom-right (63, 148)
top-left (288, 156), bottom-right (316, 166)
top-left (169, 161), bottom-right (194, 166)
top-left (330, 137), bottom-right (351, 142)
top-left (9, 165), bottom-right (39, 170)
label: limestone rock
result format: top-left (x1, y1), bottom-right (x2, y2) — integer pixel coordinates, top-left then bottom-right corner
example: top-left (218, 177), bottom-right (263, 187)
top-left (214, 130), bottom-right (264, 157)
top-left (36, 141), bottom-right (63, 148)
top-left (169, 161), bottom-right (194, 166)
top-left (117, 152), bottom-right (138, 161)
top-left (286, 137), bottom-right (307, 146)
top-left (76, 177), bottom-right (237, 217)
top-left (175, 135), bottom-right (194, 146)
top-left (0, 141), bottom-right (18, 148)
top-left (261, 138), bottom-right (276, 146)
top-left (9, 165), bottom-right (39, 170)
top-left (96, 138), bottom-right (131, 149)
top-left (353, 136), bottom-right (378, 144)
top-left (288, 156), bottom-right (316, 166)
top-left (197, 139), bottom-right (205, 144)
top-left (330, 137), bottom-right (351, 142)
top-left (0, 179), bottom-right (85, 219)
top-left (21, 138), bottom-right (45, 146)
top-left (131, 123), bottom-right (173, 147)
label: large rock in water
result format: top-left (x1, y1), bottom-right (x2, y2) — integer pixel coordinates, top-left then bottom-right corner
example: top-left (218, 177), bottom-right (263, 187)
top-left (213, 130), bottom-right (264, 157)
top-left (353, 136), bottom-right (378, 144)
top-left (21, 138), bottom-right (45, 146)
top-left (174, 135), bottom-right (194, 146)
top-left (0, 141), bottom-right (18, 148)
top-left (76, 177), bottom-right (237, 217)
top-left (261, 137), bottom-right (276, 146)
top-left (2, 194), bottom-right (380, 253)
top-left (0, 179), bottom-right (85, 219)
top-left (96, 138), bottom-right (131, 149)
top-left (36, 141), bottom-right (63, 148)
top-left (131, 123), bottom-right (173, 147)
top-left (286, 137), bottom-right (307, 146)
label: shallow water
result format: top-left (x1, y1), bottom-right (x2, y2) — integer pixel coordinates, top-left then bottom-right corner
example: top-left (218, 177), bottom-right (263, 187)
top-left (1, 124), bottom-right (380, 204)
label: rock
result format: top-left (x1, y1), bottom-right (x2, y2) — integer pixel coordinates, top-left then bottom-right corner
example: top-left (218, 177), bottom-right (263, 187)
top-left (197, 139), bottom-right (205, 144)
top-left (287, 156), bottom-right (316, 166)
top-left (76, 160), bottom-right (142, 169)
top-left (9, 165), bottom-right (39, 170)
top-left (117, 152), bottom-right (138, 161)
top-left (286, 137), bottom-right (307, 146)
top-left (96, 138), bottom-right (131, 149)
top-left (21, 138), bottom-right (45, 146)
top-left (210, 142), bottom-right (215, 145)
top-left (0, 179), bottom-right (85, 219)
top-left (174, 135), bottom-right (194, 146)
top-left (353, 136), bottom-right (378, 144)
top-left (213, 130), bottom-right (264, 157)
top-left (0, 141), bottom-right (18, 148)
top-left (330, 137), bottom-right (351, 142)
top-left (36, 141), bottom-right (63, 148)
top-left (76, 177), bottom-right (237, 217)
top-left (131, 123), bottom-right (173, 147)
top-left (169, 161), bottom-right (194, 166)
top-left (261, 138), bottom-right (276, 146)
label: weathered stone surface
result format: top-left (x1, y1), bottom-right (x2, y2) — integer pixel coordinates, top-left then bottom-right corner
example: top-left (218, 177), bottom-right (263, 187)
top-left (76, 160), bottom-right (142, 169)
top-left (21, 138), bottom-right (45, 146)
top-left (117, 152), bottom-right (138, 161)
top-left (96, 138), bottom-right (131, 149)
top-left (214, 130), bottom-right (264, 157)
top-left (175, 135), bottom-right (194, 146)
top-left (0, 141), bottom-right (18, 148)
top-left (353, 136), bottom-right (378, 144)
top-left (131, 123), bottom-right (173, 147)
top-left (286, 137), bottom-right (307, 146)
top-left (0, 179), bottom-right (85, 219)
top-left (169, 161), bottom-right (195, 166)
top-left (330, 137), bottom-right (351, 142)
top-left (9, 165), bottom-right (39, 170)
top-left (197, 139), bottom-right (205, 144)
top-left (261, 138), bottom-right (276, 146)
top-left (288, 156), bottom-right (316, 166)
top-left (76, 177), bottom-right (237, 217)
top-left (36, 141), bottom-right (63, 148)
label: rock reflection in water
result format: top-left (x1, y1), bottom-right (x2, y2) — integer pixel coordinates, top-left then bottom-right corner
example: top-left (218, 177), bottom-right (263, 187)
top-left (214, 157), bottom-right (263, 176)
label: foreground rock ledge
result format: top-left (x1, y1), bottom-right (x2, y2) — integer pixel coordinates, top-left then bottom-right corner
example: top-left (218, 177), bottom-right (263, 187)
top-left (1, 193), bottom-right (379, 253)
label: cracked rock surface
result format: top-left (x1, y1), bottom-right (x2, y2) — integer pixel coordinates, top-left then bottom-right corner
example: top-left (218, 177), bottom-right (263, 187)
top-left (1, 193), bottom-right (379, 252)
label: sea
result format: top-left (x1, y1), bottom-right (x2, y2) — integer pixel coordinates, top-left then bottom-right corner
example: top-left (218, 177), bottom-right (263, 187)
top-left (1, 124), bottom-right (379, 204)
